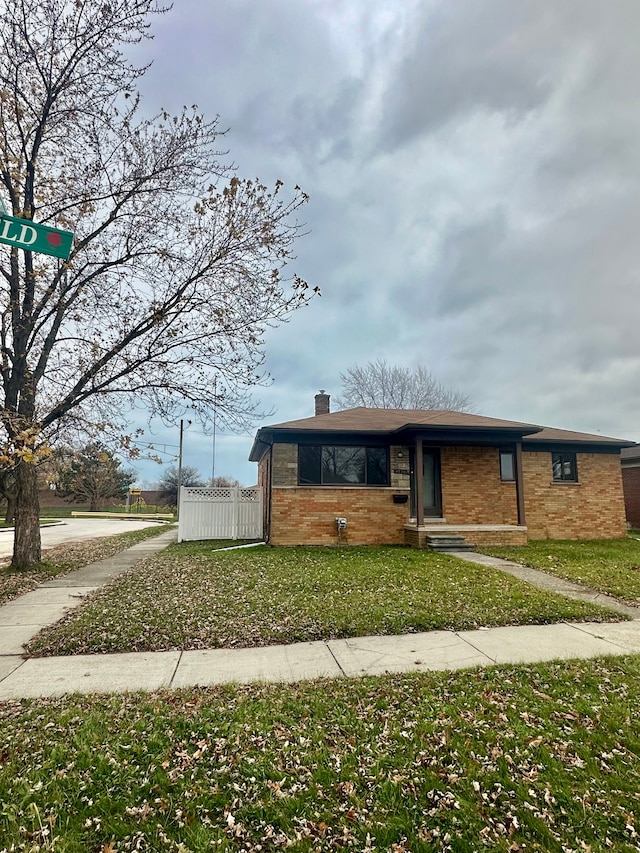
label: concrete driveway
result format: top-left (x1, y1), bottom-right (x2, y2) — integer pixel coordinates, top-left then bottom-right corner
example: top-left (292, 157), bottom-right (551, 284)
top-left (0, 517), bottom-right (165, 560)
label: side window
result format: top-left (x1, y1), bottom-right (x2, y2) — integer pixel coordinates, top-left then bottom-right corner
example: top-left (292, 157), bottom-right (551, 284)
top-left (499, 450), bottom-right (515, 481)
top-left (552, 452), bottom-right (577, 482)
top-left (366, 447), bottom-right (388, 485)
top-left (299, 446), bottom-right (321, 485)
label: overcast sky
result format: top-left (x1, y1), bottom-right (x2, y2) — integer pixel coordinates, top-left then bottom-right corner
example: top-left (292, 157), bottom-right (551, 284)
top-left (125, 0), bottom-right (640, 486)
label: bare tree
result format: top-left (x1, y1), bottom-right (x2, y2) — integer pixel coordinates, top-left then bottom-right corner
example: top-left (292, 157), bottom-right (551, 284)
top-left (0, 0), bottom-right (317, 566)
top-left (335, 360), bottom-right (472, 411)
top-left (210, 475), bottom-right (242, 488)
top-left (157, 465), bottom-right (204, 507)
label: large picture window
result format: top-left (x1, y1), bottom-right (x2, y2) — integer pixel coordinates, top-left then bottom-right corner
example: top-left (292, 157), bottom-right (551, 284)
top-left (552, 452), bottom-right (578, 482)
top-left (299, 445), bottom-right (388, 485)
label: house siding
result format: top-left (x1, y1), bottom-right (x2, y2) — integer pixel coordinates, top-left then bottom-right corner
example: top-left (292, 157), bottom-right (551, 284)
top-left (522, 451), bottom-right (627, 539)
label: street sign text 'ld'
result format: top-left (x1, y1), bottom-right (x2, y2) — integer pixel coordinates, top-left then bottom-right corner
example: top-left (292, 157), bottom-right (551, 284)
top-left (0, 213), bottom-right (73, 259)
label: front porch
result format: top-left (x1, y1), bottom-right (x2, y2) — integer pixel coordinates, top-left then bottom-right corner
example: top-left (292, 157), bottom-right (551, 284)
top-left (404, 522), bottom-right (528, 549)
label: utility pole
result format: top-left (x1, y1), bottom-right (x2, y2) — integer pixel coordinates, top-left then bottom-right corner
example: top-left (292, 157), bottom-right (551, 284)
top-left (177, 419), bottom-right (184, 520)
top-left (211, 377), bottom-right (217, 486)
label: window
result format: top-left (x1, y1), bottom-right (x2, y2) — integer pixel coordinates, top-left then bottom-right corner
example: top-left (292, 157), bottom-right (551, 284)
top-left (552, 452), bottom-right (577, 482)
top-left (299, 445), bottom-right (388, 485)
top-left (500, 450), bottom-right (515, 481)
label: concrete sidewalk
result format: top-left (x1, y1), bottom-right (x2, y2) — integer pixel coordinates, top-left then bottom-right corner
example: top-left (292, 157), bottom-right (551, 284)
top-left (0, 517), bottom-right (167, 559)
top-left (0, 537), bottom-right (639, 700)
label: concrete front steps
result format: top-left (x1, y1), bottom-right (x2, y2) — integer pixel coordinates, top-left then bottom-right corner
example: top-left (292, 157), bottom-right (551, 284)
top-left (425, 534), bottom-right (475, 552)
top-left (404, 523), bottom-right (528, 548)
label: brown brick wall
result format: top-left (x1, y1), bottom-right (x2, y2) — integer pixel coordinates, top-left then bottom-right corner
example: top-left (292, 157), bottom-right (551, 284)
top-left (622, 466), bottom-right (640, 528)
top-left (440, 446), bottom-right (518, 524)
top-left (523, 451), bottom-right (627, 539)
top-left (269, 487), bottom-right (410, 545)
top-left (262, 442), bottom-right (627, 545)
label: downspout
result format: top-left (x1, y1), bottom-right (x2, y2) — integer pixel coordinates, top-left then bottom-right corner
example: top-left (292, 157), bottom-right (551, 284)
top-left (515, 441), bottom-right (526, 526)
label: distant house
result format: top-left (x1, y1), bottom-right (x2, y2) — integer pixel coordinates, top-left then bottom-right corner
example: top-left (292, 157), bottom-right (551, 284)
top-left (249, 392), bottom-right (632, 547)
top-left (621, 445), bottom-right (640, 528)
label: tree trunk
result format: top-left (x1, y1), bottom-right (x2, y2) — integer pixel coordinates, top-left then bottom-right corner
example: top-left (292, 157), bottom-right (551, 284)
top-left (5, 496), bottom-right (15, 525)
top-left (13, 462), bottom-right (41, 568)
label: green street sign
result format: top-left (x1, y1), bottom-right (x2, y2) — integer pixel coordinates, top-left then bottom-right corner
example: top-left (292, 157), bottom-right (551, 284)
top-left (0, 213), bottom-right (73, 259)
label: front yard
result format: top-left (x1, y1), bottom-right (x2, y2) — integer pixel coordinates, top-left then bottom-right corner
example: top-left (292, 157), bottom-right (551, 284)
top-left (26, 542), bottom-right (621, 656)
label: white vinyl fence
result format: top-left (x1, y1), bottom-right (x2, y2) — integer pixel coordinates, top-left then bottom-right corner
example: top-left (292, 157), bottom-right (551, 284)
top-left (177, 486), bottom-right (264, 543)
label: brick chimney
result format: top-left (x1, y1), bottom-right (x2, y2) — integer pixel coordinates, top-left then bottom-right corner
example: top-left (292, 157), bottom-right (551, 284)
top-left (315, 389), bottom-right (330, 416)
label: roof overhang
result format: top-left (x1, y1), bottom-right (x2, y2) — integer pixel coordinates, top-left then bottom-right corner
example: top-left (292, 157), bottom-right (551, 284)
top-left (249, 415), bottom-right (634, 462)
top-left (392, 423), bottom-right (542, 445)
top-left (250, 422), bottom-right (544, 460)
top-left (523, 438), bottom-right (635, 453)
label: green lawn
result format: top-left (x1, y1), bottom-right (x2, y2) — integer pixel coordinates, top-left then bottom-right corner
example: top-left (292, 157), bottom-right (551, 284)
top-left (2, 655), bottom-right (640, 851)
top-left (0, 524), bottom-right (172, 606)
top-left (480, 537), bottom-right (640, 605)
top-left (26, 543), bottom-right (621, 656)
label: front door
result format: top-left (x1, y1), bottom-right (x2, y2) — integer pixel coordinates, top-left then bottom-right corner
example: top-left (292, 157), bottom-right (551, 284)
top-left (410, 447), bottom-right (442, 518)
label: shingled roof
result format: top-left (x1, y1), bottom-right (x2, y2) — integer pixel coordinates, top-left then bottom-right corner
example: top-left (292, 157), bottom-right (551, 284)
top-left (249, 407), bottom-right (632, 461)
top-left (527, 426), bottom-right (633, 446)
top-left (263, 408), bottom-right (541, 432)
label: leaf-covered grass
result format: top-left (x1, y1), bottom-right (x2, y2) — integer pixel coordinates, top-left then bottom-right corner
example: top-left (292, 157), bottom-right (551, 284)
top-left (2, 655), bottom-right (640, 851)
top-left (480, 537), bottom-right (640, 605)
top-left (0, 524), bottom-right (172, 606)
top-left (26, 543), bottom-right (621, 656)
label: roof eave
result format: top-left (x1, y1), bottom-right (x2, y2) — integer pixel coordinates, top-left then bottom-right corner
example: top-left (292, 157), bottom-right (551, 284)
top-left (248, 434), bottom-right (272, 462)
top-left (392, 423), bottom-right (542, 439)
top-left (524, 437), bottom-right (635, 451)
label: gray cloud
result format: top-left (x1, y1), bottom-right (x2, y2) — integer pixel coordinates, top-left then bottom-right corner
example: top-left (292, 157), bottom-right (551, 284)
top-left (376, 1), bottom-right (556, 150)
top-left (123, 0), bottom-right (640, 484)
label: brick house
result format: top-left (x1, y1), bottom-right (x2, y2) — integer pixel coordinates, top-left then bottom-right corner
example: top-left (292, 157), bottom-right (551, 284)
top-left (249, 392), bottom-right (632, 547)
top-left (621, 445), bottom-right (640, 527)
